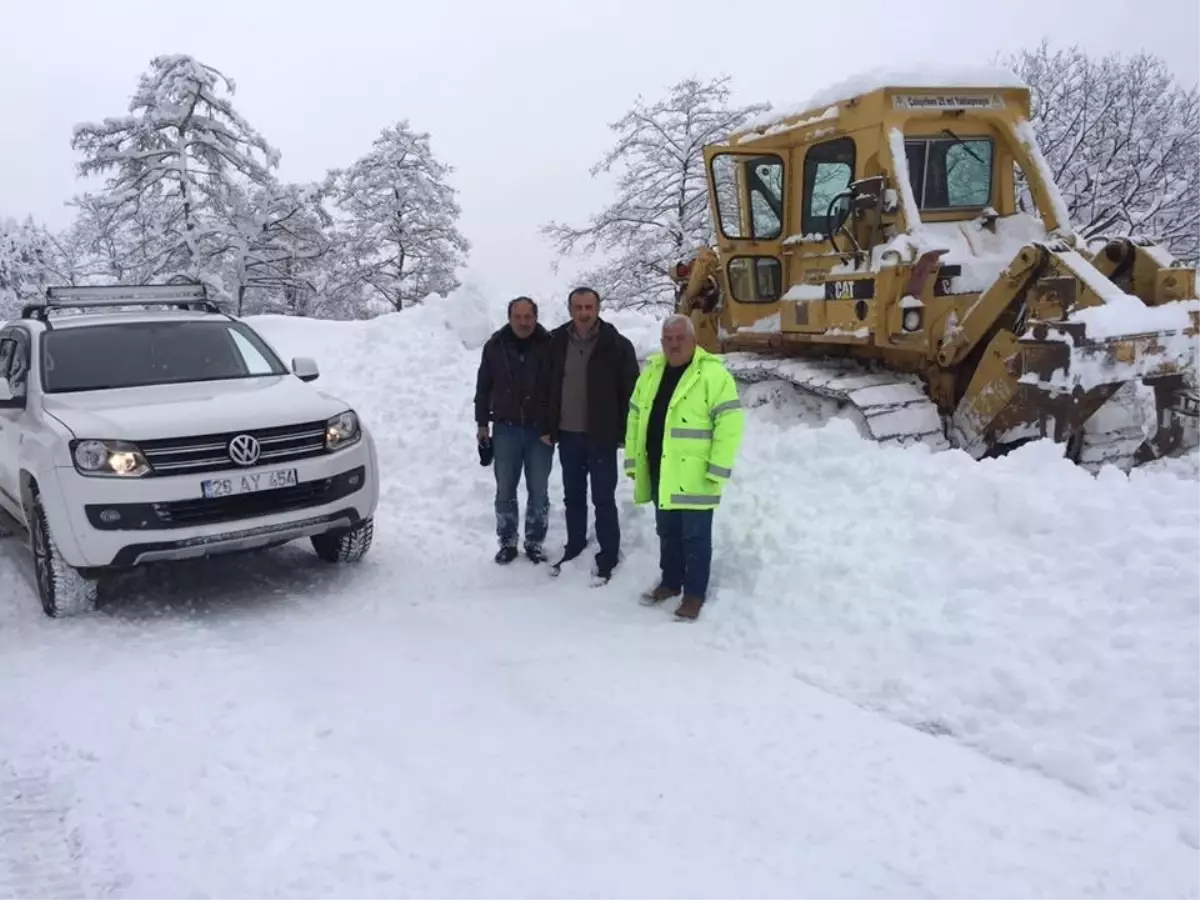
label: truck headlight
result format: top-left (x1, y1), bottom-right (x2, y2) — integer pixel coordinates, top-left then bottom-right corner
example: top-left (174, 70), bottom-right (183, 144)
top-left (325, 411), bottom-right (361, 451)
top-left (71, 440), bottom-right (150, 477)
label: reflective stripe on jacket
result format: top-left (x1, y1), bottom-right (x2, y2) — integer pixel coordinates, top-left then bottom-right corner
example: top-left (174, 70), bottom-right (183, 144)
top-left (623, 346), bottom-right (744, 510)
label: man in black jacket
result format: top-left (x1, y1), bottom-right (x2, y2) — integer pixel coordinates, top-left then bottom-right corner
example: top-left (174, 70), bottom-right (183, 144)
top-left (538, 286), bottom-right (640, 582)
top-left (475, 297), bottom-right (554, 564)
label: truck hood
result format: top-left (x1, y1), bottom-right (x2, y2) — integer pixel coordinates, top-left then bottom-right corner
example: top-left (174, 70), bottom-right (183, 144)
top-left (42, 376), bottom-right (352, 440)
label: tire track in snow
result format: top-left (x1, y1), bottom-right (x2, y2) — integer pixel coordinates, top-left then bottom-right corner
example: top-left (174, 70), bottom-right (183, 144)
top-left (0, 766), bottom-right (86, 899)
top-left (0, 758), bottom-right (132, 900)
top-left (0, 534), bottom-right (38, 625)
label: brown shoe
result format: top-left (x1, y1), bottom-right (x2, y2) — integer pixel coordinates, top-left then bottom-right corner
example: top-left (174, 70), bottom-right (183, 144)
top-left (640, 584), bottom-right (681, 606)
top-left (674, 595), bottom-right (705, 621)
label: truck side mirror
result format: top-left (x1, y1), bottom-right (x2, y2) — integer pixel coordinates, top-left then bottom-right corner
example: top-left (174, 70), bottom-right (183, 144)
top-left (292, 356), bottom-right (320, 382)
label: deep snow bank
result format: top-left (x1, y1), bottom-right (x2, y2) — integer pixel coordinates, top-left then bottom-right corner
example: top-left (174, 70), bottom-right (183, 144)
top-left (248, 298), bottom-right (1200, 845)
top-left (690, 410), bottom-right (1199, 841)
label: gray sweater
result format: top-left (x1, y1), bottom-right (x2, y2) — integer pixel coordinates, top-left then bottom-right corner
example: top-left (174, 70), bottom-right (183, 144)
top-left (558, 324), bottom-right (599, 433)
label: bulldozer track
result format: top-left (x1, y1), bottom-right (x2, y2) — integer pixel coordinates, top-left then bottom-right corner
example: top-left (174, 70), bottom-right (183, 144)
top-left (720, 352), bottom-right (951, 451)
top-left (720, 353), bottom-right (1196, 472)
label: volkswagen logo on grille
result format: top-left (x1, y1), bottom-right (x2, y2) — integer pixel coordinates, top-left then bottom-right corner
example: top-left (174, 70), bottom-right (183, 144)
top-left (227, 434), bottom-right (261, 467)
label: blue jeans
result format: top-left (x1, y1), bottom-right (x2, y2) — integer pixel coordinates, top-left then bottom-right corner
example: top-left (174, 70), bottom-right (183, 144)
top-left (493, 422), bottom-right (553, 549)
top-left (556, 430), bottom-right (620, 569)
top-left (655, 502), bottom-right (714, 599)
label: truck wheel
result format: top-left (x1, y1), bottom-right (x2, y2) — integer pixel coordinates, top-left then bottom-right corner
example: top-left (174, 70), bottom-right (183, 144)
top-left (311, 517), bottom-right (374, 563)
top-left (28, 489), bottom-right (98, 618)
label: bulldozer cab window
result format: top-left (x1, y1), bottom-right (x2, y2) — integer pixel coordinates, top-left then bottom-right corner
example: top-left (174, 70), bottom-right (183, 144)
top-left (904, 136), bottom-right (993, 210)
top-left (727, 256), bottom-right (782, 303)
top-left (801, 138), bottom-right (856, 238)
top-left (711, 153), bottom-right (785, 240)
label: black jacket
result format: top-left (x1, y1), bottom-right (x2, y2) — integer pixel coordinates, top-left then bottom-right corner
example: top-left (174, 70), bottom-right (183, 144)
top-left (538, 319), bottom-right (640, 445)
top-left (474, 323), bottom-right (552, 428)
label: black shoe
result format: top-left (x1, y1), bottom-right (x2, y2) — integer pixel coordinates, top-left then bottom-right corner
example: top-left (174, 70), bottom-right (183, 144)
top-left (495, 546), bottom-right (518, 564)
top-left (525, 544), bottom-right (547, 564)
top-left (594, 552), bottom-right (617, 579)
top-left (549, 542), bottom-right (587, 576)
top-left (555, 543), bottom-right (586, 566)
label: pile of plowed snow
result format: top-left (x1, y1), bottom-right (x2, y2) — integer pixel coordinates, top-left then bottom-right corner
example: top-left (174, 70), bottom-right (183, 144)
top-left (249, 298), bottom-right (1200, 846)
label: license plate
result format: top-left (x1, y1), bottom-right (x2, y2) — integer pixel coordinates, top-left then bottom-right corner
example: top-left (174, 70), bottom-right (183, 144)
top-left (202, 468), bottom-right (299, 498)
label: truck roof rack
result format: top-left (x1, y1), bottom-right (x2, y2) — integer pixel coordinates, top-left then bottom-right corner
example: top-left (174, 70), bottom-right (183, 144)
top-left (21, 284), bottom-right (225, 324)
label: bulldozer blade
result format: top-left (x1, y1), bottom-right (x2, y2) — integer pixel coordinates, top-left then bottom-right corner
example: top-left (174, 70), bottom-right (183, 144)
top-left (948, 327), bottom-right (1124, 460)
top-left (952, 301), bottom-right (1199, 468)
top-left (1013, 315), bottom-right (1198, 394)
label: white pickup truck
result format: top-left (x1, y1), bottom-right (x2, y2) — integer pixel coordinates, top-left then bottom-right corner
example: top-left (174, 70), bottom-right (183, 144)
top-left (0, 284), bottom-right (380, 617)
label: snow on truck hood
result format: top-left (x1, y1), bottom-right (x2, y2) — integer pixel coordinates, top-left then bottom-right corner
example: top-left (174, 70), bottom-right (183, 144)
top-left (41, 374), bottom-right (351, 441)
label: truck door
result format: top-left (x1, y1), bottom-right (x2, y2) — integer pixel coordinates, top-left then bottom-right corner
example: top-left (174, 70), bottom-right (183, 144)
top-left (0, 327), bottom-right (30, 520)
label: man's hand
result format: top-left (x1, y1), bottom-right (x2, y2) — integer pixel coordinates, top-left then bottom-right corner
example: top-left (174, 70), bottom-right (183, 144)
top-left (540, 433), bottom-right (553, 446)
top-left (477, 425), bottom-right (489, 442)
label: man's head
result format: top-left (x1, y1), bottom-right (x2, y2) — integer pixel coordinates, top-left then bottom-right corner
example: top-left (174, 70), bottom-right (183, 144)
top-left (507, 296), bottom-right (538, 338)
top-left (568, 286), bottom-right (600, 333)
top-left (661, 314), bottom-right (697, 367)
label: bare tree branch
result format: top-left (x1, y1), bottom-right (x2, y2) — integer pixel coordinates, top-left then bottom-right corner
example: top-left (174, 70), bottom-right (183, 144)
top-left (542, 74), bottom-right (769, 311)
top-left (999, 41), bottom-right (1199, 262)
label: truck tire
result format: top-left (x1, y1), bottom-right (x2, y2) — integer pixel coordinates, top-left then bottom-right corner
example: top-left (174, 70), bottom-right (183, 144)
top-left (311, 517), bottom-right (374, 563)
top-left (28, 489), bottom-right (98, 618)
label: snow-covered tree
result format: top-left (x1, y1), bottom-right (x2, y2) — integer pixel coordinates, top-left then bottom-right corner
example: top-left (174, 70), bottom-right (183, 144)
top-left (0, 217), bottom-right (55, 318)
top-left (998, 42), bottom-right (1199, 262)
top-left (327, 121), bottom-right (469, 312)
top-left (55, 191), bottom-right (164, 285)
top-left (542, 75), bottom-right (770, 311)
top-left (303, 231), bottom-right (378, 319)
top-left (223, 179), bottom-right (335, 315)
top-left (35, 222), bottom-right (91, 288)
top-left (70, 54), bottom-right (281, 301)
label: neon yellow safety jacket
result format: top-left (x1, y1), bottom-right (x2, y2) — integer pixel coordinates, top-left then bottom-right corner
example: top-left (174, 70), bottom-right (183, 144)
top-left (623, 346), bottom-right (745, 510)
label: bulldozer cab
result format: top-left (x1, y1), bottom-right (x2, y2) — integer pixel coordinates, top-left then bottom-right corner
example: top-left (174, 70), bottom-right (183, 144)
top-left (693, 75), bottom-right (1075, 340)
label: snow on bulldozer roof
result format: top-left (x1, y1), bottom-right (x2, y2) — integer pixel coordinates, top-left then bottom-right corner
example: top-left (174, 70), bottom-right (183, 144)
top-left (729, 64), bottom-right (1028, 143)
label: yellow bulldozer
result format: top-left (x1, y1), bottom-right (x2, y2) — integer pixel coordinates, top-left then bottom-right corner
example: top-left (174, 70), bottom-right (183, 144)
top-left (671, 67), bottom-right (1199, 471)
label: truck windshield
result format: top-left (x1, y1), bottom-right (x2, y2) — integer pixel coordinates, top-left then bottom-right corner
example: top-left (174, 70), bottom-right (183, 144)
top-left (40, 320), bottom-right (290, 393)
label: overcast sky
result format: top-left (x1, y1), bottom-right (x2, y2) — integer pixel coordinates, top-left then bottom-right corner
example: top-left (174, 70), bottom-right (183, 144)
top-left (1, 0), bottom-right (1196, 308)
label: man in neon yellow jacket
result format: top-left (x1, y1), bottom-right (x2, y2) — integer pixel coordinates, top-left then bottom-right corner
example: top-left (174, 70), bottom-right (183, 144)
top-left (623, 314), bottom-right (745, 621)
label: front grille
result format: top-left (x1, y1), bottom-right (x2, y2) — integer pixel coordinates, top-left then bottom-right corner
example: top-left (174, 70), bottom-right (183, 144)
top-left (86, 466), bottom-right (366, 530)
top-left (139, 421), bottom-right (328, 476)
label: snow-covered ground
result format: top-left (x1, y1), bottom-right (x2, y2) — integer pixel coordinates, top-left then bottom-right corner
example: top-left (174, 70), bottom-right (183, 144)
top-left (1, 292), bottom-right (1197, 897)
